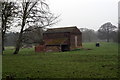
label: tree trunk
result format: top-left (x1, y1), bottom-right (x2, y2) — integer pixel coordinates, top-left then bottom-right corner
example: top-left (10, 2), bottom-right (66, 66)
top-left (107, 33), bottom-right (109, 42)
top-left (107, 31), bottom-right (110, 42)
top-left (2, 20), bottom-right (7, 52)
top-left (13, 15), bottom-right (27, 54)
top-left (13, 2), bottom-right (28, 54)
top-left (2, 32), bottom-right (5, 51)
top-left (13, 32), bottom-right (23, 54)
top-left (2, 11), bottom-right (8, 52)
top-left (13, 16), bottom-right (26, 54)
top-left (13, 20), bottom-right (25, 54)
top-left (0, 29), bottom-right (2, 55)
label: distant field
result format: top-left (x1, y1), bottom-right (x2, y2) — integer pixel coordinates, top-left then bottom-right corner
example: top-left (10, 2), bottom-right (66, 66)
top-left (2, 42), bottom-right (118, 78)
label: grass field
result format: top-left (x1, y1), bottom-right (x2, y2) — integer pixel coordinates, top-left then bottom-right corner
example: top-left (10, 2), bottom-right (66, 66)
top-left (2, 42), bottom-right (118, 78)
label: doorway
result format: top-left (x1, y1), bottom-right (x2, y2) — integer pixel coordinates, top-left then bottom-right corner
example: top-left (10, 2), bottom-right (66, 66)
top-left (61, 45), bottom-right (70, 52)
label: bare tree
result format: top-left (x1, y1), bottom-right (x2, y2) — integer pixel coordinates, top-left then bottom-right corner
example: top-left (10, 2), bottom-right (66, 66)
top-left (1, 1), bottom-right (18, 51)
top-left (13, 0), bottom-right (59, 54)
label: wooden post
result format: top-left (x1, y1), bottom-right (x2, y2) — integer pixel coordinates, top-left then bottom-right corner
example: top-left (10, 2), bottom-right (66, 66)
top-left (60, 44), bottom-right (62, 52)
top-left (75, 36), bottom-right (78, 47)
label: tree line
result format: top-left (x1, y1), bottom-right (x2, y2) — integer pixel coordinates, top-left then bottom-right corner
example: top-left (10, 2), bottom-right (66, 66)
top-left (80, 22), bottom-right (118, 43)
top-left (5, 22), bottom-right (118, 48)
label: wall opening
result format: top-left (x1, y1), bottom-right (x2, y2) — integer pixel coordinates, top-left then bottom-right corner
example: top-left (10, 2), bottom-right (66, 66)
top-left (61, 45), bottom-right (70, 52)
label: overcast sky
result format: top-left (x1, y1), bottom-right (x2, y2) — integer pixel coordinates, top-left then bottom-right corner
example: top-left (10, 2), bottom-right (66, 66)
top-left (48, 0), bottom-right (119, 31)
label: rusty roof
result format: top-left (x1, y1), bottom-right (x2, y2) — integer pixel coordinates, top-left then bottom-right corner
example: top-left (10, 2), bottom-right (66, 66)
top-left (44, 26), bottom-right (81, 33)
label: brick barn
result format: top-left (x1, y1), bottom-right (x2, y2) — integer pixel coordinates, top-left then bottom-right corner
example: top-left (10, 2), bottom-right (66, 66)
top-left (43, 26), bottom-right (82, 52)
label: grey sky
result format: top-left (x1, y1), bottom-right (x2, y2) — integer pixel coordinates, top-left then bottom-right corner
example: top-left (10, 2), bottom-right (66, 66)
top-left (6, 0), bottom-right (120, 32)
top-left (119, 1), bottom-right (120, 23)
top-left (48, 0), bottom-right (119, 31)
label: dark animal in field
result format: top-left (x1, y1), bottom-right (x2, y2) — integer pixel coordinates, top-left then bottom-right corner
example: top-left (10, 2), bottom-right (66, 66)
top-left (96, 42), bottom-right (100, 47)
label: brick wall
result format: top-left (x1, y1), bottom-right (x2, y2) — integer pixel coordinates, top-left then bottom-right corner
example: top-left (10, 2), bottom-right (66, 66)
top-left (45, 46), bottom-right (60, 52)
top-left (43, 32), bottom-right (70, 39)
top-left (35, 45), bottom-right (45, 52)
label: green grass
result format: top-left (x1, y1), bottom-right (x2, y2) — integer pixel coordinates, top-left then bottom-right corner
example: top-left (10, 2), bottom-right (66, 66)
top-left (2, 42), bottom-right (118, 78)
